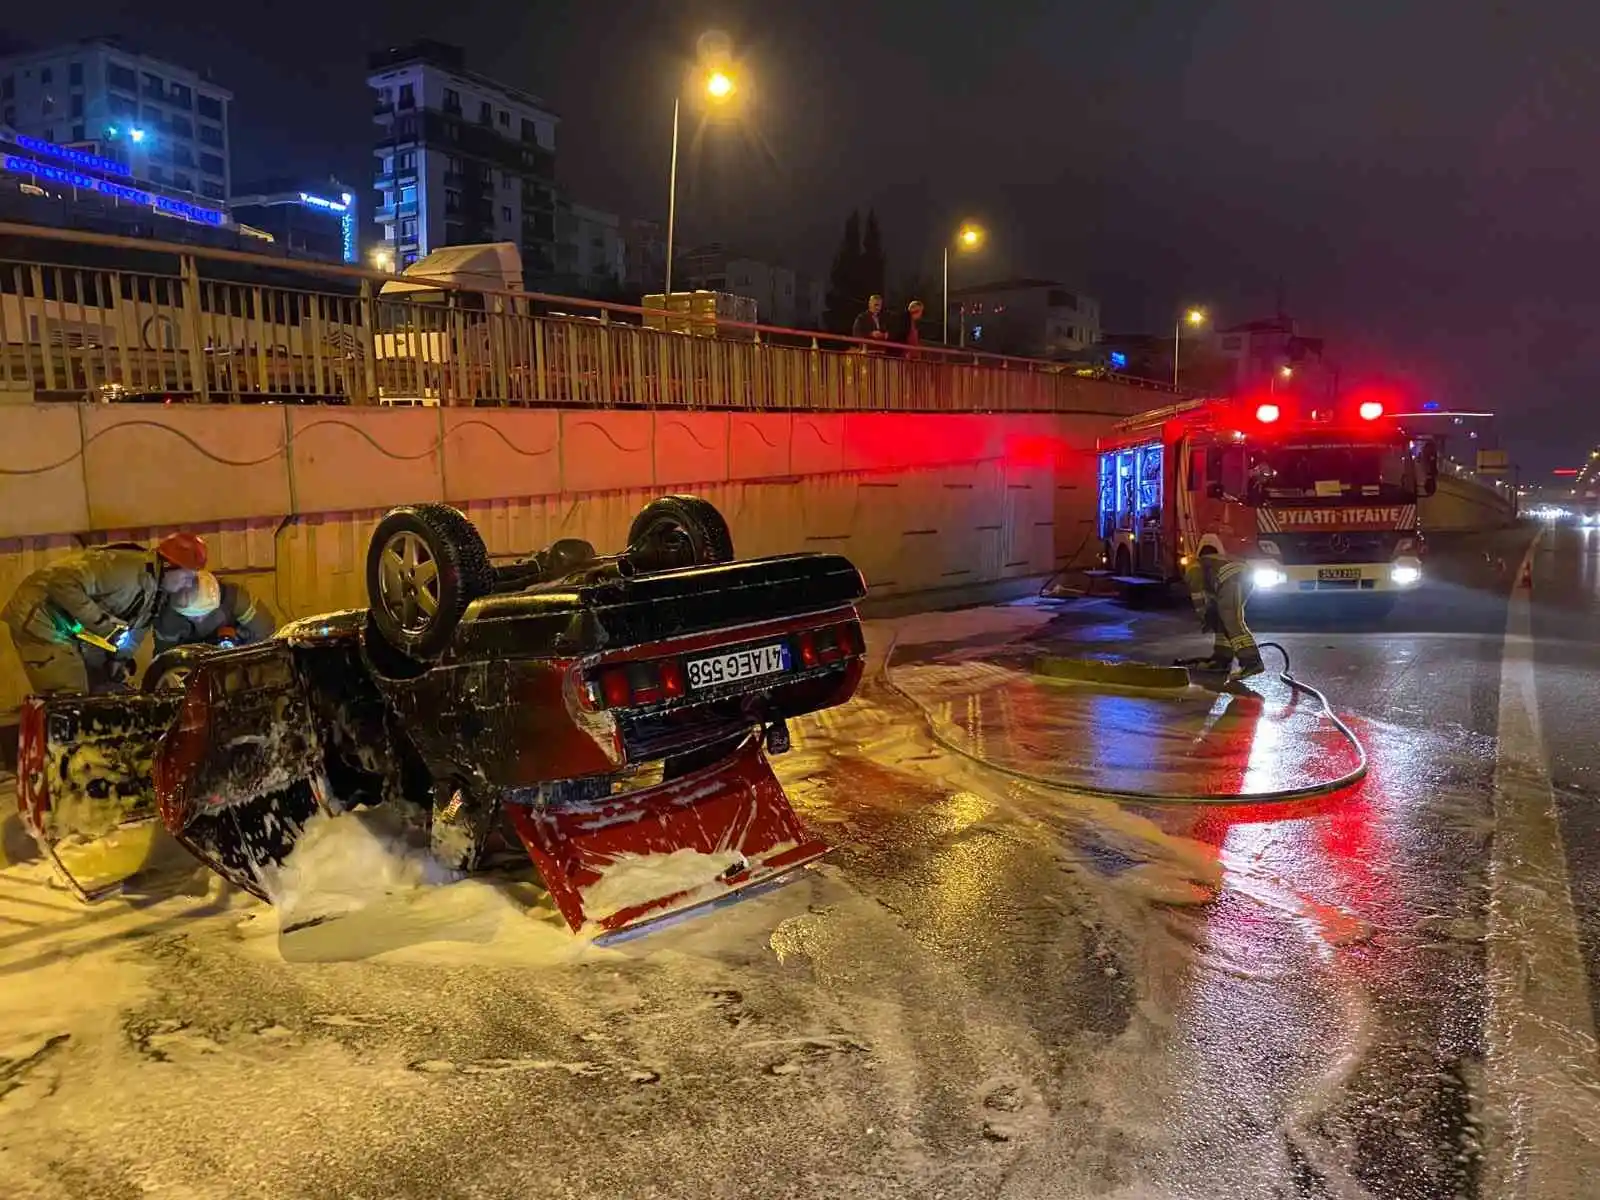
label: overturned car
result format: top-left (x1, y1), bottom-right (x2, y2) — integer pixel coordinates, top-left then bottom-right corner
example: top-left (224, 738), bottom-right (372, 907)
top-left (18, 496), bottom-right (867, 936)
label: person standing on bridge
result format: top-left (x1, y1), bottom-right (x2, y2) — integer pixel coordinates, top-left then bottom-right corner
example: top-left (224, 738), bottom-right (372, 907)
top-left (3, 533), bottom-right (207, 696)
top-left (1184, 545), bottom-right (1264, 679)
top-left (852, 294), bottom-right (891, 351)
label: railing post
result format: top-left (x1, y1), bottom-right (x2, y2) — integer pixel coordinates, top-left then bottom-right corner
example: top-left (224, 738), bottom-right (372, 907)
top-left (178, 255), bottom-right (211, 403)
top-left (357, 279), bottom-right (379, 405)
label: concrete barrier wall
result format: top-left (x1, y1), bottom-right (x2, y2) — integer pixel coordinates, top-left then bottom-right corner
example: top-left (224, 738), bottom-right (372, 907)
top-left (0, 404), bottom-right (1126, 714)
top-left (1420, 472), bottom-right (1517, 531)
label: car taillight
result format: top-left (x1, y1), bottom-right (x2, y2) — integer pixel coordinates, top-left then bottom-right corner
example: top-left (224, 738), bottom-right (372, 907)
top-left (796, 622), bottom-right (863, 667)
top-left (591, 658), bottom-right (688, 710)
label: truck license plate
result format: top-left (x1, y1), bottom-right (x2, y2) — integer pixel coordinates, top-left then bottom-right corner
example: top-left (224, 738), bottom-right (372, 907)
top-left (1317, 568), bottom-right (1362, 581)
top-left (686, 642), bottom-right (791, 690)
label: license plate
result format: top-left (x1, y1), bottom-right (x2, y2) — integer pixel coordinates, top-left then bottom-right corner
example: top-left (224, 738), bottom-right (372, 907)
top-left (1317, 568), bottom-right (1362, 581)
top-left (685, 642), bottom-right (792, 690)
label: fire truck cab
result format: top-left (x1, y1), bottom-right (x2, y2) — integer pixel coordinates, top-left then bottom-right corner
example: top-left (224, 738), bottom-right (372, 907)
top-left (1097, 391), bottom-right (1440, 598)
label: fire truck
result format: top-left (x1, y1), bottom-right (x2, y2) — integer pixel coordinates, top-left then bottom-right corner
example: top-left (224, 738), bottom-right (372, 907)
top-left (1097, 389), bottom-right (1439, 599)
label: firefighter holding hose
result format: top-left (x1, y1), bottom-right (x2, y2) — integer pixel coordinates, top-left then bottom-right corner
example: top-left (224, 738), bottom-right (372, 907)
top-left (2, 533), bottom-right (208, 696)
top-left (1184, 545), bottom-right (1264, 679)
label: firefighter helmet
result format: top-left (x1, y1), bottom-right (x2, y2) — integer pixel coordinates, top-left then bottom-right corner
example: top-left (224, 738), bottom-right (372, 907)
top-left (173, 570), bottom-right (222, 619)
top-left (155, 532), bottom-right (208, 572)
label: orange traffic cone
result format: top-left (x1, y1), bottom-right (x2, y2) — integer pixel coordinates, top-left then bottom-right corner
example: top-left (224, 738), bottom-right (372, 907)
top-left (1519, 561), bottom-right (1533, 590)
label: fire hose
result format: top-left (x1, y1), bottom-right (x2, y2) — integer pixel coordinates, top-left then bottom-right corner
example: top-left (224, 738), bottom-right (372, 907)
top-left (879, 637), bottom-right (1368, 805)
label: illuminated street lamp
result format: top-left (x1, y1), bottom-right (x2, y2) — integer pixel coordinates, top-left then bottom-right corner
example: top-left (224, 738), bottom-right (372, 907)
top-left (369, 247), bottom-right (395, 274)
top-left (1271, 363), bottom-right (1293, 393)
top-left (129, 127), bottom-right (147, 144)
top-left (943, 222), bottom-right (985, 347)
top-left (664, 63), bottom-right (738, 297)
top-left (1173, 308), bottom-right (1206, 388)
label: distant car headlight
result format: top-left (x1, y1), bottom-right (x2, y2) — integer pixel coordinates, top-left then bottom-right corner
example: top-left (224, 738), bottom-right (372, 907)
top-left (1251, 564), bottom-right (1287, 589)
top-left (1391, 558), bottom-right (1423, 587)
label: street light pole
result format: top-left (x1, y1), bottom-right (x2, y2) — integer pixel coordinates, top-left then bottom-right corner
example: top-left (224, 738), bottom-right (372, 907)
top-left (1172, 319), bottom-right (1181, 389)
top-left (942, 246), bottom-right (949, 346)
top-left (664, 95), bottom-right (680, 297)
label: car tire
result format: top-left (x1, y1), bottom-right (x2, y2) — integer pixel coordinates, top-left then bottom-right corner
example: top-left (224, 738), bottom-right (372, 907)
top-left (627, 495), bottom-right (736, 572)
top-left (366, 504), bottom-right (495, 661)
top-left (142, 645), bottom-right (218, 693)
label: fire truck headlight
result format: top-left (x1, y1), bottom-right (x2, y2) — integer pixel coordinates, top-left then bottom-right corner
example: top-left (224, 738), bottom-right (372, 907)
top-left (1251, 563), bottom-right (1288, 590)
top-left (1390, 559), bottom-right (1423, 587)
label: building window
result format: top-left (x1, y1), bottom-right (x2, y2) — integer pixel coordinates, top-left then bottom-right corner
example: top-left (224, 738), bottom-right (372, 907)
top-left (397, 83), bottom-right (415, 109)
top-left (520, 117), bottom-right (537, 143)
top-left (199, 124), bottom-right (223, 147)
top-left (201, 181), bottom-right (225, 200)
top-left (443, 88), bottom-right (460, 114)
top-left (446, 155), bottom-right (463, 175)
top-left (40, 67), bottom-right (53, 85)
top-left (400, 218), bottom-right (417, 239)
top-left (502, 206), bottom-right (511, 222)
top-left (397, 151), bottom-right (416, 171)
top-left (143, 72), bottom-right (165, 101)
top-left (147, 165), bottom-right (165, 182)
top-left (200, 152), bottom-right (225, 175)
top-left (42, 126), bottom-right (54, 142)
top-left (498, 109), bottom-right (509, 128)
top-left (445, 189), bottom-right (461, 213)
top-left (69, 62), bottom-right (82, 86)
top-left (1221, 335), bottom-right (1242, 351)
top-left (197, 93), bottom-right (223, 121)
top-left (172, 146), bottom-right (194, 166)
top-left (1, 76), bottom-right (12, 100)
top-left (170, 116), bottom-right (192, 138)
top-left (2, 107), bottom-right (14, 126)
top-left (71, 123), bottom-right (84, 141)
top-left (170, 82), bottom-right (191, 109)
top-left (478, 100), bottom-right (492, 125)
top-left (399, 184), bottom-right (416, 205)
top-left (174, 172), bottom-right (193, 191)
top-left (108, 63), bottom-right (137, 92)
top-left (41, 96), bottom-right (54, 116)
top-left (69, 93), bottom-right (82, 117)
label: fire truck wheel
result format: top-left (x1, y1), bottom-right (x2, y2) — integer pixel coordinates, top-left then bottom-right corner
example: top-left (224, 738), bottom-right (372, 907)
top-left (366, 504), bottom-right (495, 661)
top-left (627, 495), bottom-right (736, 573)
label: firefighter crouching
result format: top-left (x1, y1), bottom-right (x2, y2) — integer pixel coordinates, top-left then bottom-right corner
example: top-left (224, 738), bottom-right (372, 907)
top-left (154, 570), bottom-right (276, 654)
top-left (1184, 545), bottom-right (1264, 679)
top-left (2, 533), bottom-right (208, 696)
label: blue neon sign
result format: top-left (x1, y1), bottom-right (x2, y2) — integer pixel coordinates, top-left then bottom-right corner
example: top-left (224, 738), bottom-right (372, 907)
top-left (3, 156), bottom-right (224, 226)
top-left (341, 207), bottom-right (357, 264)
top-left (1109, 351), bottom-right (1128, 369)
top-left (15, 134), bottom-right (131, 178)
top-left (299, 191), bottom-right (348, 212)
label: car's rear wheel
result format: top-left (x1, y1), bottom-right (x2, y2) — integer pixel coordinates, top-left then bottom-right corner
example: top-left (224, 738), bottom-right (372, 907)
top-left (626, 495), bottom-right (735, 573)
top-left (142, 645), bottom-right (218, 693)
top-left (366, 504), bottom-right (495, 661)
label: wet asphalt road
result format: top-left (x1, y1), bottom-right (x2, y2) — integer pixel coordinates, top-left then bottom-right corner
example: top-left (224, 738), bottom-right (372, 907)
top-left (4, 524), bottom-right (1594, 1200)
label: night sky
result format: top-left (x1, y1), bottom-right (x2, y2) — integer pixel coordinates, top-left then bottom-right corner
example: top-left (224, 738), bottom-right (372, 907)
top-left (11, 1), bottom-right (1597, 471)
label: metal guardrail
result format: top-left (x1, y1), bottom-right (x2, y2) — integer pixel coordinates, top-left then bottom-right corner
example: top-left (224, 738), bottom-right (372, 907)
top-left (0, 222), bottom-right (1180, 412)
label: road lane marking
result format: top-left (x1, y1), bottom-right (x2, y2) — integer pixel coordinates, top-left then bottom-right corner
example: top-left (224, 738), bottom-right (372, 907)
top-left (1482, 534), bottom-right (1600, 1197)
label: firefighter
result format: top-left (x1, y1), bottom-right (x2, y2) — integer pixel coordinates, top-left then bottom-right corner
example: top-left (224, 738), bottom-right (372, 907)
top-left (2, 533), bottom-right (207, 696)
top-left (1184, 545), bottom-right (1264, 678)
top-left (153, 570), bottom-right (276, 654)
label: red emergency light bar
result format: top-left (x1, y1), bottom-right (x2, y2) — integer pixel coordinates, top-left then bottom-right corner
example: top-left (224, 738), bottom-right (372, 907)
top-left (1554, 468), bottom-right (1581, 477)
top-left (1255, 403), bottom-right (1280, 424)
top-left (1358, 400), bottom-right (1385, 421)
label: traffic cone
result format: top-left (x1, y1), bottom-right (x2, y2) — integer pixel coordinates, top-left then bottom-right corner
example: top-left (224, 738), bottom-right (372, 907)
top-left (1519, 560), bottom-right (1533, 590)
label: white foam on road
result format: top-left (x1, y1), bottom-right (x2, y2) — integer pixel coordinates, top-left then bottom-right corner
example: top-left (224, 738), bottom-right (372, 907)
top-left (1482, 534), bottom-right (1600, 1196)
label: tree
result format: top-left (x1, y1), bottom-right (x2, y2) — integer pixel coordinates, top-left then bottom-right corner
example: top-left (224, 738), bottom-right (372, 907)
top-left (822, 211), bottom-right (863, 334)
top-left (861, 209), bottom-right (887, 302)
